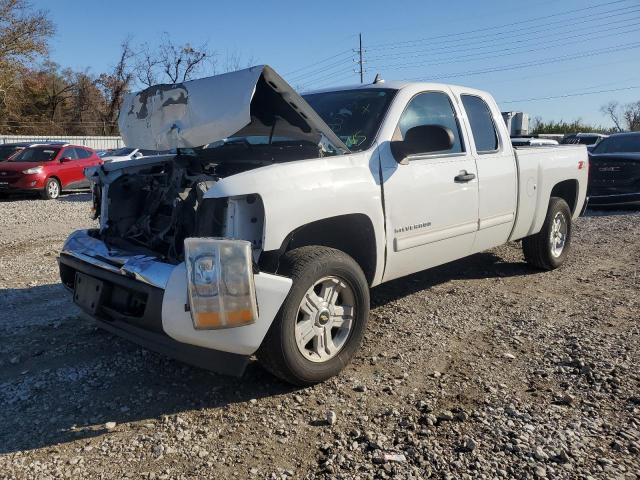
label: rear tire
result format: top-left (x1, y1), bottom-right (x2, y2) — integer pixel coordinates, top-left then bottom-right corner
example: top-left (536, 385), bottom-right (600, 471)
top-left (258, 246), bottom-right (370, 386)
top-left (523, 197), bottom-right (572, 270)
top-left (41, 178), bottom-right (61, 200)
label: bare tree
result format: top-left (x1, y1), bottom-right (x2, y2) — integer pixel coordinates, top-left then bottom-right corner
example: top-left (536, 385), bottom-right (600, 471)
top-left (222, 49), bottom-right (256, 73)
top-left (132, 34), bottom-right (215, 88)
top-left (0, 0), bottom-right (54, 63)
top-left (135, 42), bottom-right (162, 88)
top-left (600, 101), bottom-right (623, 132)
top-left (97, 38), bottom-right (135, 134)
top-left (0, 0), bottom-right (54, 117)
top-left (41, 61), bottom-right (75, 121)
top-left (601, 100), bottom-right (640, 131)
top-left (622, 100), bottom-right (640, 131)
top-left (157, 33), bottom-right (214, 83)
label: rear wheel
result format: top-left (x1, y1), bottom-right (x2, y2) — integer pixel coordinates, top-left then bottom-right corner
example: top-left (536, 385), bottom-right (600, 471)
top-left (258, 246), bottom-right (370, 386)
top-left (523, 197), bottom-right (572, 270)
top-left (41, 178), bottom-right (60, 200)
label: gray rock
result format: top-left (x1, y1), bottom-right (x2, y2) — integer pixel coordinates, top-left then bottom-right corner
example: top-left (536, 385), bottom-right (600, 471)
top-left (326, 410), bottom-right (337, 425)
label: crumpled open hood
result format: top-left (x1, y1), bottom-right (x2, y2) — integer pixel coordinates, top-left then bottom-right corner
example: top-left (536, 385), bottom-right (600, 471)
top-left (118, 65), bottom-right (349, 153)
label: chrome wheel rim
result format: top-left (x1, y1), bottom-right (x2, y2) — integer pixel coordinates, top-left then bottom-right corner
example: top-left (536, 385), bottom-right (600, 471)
top-left (48, 181), bottom-right (59, 198)
top-left (295, 276), bottom-right (355, 363)
top-left (549, 211), bottom-right (567, 258)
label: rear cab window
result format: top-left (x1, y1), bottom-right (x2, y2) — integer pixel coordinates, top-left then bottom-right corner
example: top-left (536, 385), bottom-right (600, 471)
top-left (461, 95), bottom-right (499, 153)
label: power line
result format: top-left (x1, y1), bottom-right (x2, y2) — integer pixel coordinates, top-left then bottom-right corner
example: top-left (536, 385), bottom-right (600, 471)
top-left (487, 57), bottom-right (638, 87)
top-left (406, 41), bottom-right (640, 82)
top-left (297, 67), bottom-right (357, 89)
top-left (365, 10), bottom-right (640, 63)
top-left (283, 49), bottom-right (353, 76)
top-left (287, 56), bottom-right (355, 83)
top-left (368, 22), bottom-right (640, 71)
top-left (500, 85), bottom-right (640, 104)
top-left (367, 0), bottom-right (635, 51)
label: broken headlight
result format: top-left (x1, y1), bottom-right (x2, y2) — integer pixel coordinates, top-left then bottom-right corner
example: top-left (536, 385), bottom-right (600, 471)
top-left (184, 238), bottom-right (258, 330)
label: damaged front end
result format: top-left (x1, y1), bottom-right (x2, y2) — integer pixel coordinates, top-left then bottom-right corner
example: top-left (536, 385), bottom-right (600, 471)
top-left (59, 64), bottom-right (349, 373)
top-left (89, 64), bottom-right (348, 264)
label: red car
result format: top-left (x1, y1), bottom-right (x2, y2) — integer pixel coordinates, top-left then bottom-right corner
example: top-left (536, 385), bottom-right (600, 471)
top-left (0, 144), bottom-right (102, 199)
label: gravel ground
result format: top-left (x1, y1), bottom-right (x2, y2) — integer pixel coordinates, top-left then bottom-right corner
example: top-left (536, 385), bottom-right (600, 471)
top-left (0, 193), bottom-right (638, 480)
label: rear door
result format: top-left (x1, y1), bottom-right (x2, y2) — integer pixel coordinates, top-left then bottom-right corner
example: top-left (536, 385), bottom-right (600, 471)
top-left (452, 89), bottom-right (517, 252)
top-left (380, 89), bottom-right (479, 282)
top-left (72, 148), bottom-right (97, 187)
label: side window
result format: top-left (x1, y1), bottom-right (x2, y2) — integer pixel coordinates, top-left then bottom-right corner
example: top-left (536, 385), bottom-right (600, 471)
top-left (74, 148), bottom-right (91, 159)
top-left (461, 95), bottom-right (498, 153)
top-left (398, 91), bottom-right (464, 154)
top-left (62, 148), bottom-right (78, 160)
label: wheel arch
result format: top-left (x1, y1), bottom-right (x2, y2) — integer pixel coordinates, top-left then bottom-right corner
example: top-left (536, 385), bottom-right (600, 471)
top-left (550, 179), bottom-right (578, 214)
top-left (259, 213), bottom-right (378, 286)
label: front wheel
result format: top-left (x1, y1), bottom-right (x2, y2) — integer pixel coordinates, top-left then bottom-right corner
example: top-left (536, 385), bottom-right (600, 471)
top-left (522, 197), bottom-right (572, 270)
top-left (41, 178), bottom-right (61, 200)
top-left (258, 246), bottom-right (370, 386)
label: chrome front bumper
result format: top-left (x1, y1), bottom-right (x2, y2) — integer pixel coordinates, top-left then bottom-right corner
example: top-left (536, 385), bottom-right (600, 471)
top-left (61, 229), bottom-right (175, 289)
top-left (60, 229), bottom-right (293, 361)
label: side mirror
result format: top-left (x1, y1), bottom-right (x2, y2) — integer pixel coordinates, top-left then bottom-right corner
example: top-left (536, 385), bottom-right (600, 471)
top-left (391, 125), bottom-right (455, 163)
top-left (60, 157), bottom-right (72, 163)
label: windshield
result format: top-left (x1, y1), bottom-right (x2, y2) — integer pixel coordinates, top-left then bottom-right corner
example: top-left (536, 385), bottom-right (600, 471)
top-left (592, 134), bottom-right (640, 154)
top-left (109, 147), bottom-right (135, 156)
top-left (303, 88), bottom-right (397, 151)
top-left (9, 147), bottom-right (60, 162)
top-left (0, 145), bottom-right (22, 161)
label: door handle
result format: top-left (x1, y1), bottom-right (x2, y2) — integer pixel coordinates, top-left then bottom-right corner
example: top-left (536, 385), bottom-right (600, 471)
top-left (454, 170), bottom-right (476, 183)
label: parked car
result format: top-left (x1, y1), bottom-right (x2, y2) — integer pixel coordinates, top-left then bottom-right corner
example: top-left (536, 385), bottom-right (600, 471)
top-left (0, 142), bottom-right (36, 162)
top-left (96, 149), bottom-right (114, 158)
top-left (511, 137), bottom-right (559, 147)
top-left (587, 131), bottom-right (640, 206)
top-left (100, 147), bottom-right (166, 163)
top-left (0, 144), bottom-right (102, 199)
top-left (561, 133), bottom-right (607, 152)
top-left (0, 141), bottom-right (67, 161)
top-left (59, 66), bottom-right (588, 385)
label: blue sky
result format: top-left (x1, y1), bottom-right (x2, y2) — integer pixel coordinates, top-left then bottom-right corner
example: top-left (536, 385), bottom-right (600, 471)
top-left (38, 0), bottom-right (640, 127)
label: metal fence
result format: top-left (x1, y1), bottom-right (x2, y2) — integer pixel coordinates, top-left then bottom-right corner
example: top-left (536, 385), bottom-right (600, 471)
top-left (0, 135), bottom-right (124, 149)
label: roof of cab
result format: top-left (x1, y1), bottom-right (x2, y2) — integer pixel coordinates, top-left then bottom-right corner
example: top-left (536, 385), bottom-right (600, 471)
top-left (302, 80), bottom-right (472, 95)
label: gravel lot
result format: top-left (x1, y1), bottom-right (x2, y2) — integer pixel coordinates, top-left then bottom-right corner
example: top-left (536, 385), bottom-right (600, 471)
top-left (0, 193), bottom-right (639, 479)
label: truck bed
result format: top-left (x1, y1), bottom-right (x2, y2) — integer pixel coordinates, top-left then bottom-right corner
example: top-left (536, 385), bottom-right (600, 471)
top-left (510, 145), bottom-right (589, 241)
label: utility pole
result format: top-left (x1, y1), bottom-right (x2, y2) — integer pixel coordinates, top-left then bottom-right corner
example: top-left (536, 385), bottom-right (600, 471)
top-left (358, 33), bottom-right (364, 84)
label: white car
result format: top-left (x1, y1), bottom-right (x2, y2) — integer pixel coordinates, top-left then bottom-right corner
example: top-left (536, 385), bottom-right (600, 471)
top-left (100, 147), bottom-right (165, 163)
top-left (59, 65), bottom-right (588, 385)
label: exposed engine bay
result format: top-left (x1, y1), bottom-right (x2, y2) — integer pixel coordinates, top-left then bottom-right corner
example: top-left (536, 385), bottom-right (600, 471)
top-left (91, 64), bottom-right (352, 263)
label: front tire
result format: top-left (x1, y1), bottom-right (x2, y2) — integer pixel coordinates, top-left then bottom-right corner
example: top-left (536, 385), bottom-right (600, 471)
top-left (41, 178), bottom-right (61, 200)
top-left (523, 197), bottom-right (572, 270)
top-left (258, 246), bottom-right (370, 386)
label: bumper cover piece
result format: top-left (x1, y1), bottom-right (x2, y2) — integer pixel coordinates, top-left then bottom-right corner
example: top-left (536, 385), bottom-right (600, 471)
top-left (59, 251), bottom-right (249, 376)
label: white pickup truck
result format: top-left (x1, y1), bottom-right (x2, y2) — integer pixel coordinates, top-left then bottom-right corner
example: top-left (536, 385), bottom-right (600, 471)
top-left (59, 66), bottom-right (588, 385)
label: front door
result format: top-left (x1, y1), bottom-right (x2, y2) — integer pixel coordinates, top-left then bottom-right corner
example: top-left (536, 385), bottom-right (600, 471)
top-left (380, 90), bottom-right (479, 282)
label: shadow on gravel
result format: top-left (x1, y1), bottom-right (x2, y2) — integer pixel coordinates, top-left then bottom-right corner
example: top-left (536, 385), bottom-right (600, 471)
top-left (371, 251), bottom-right (537, 307)
top-left (0, 285), bottom-right (297, 455)
top-left (56, 192), bottom-right (91, 202)
top-left (0, 191), bottom-right (90, 203)
top-left (0, 251), bottom-right (533, 454)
